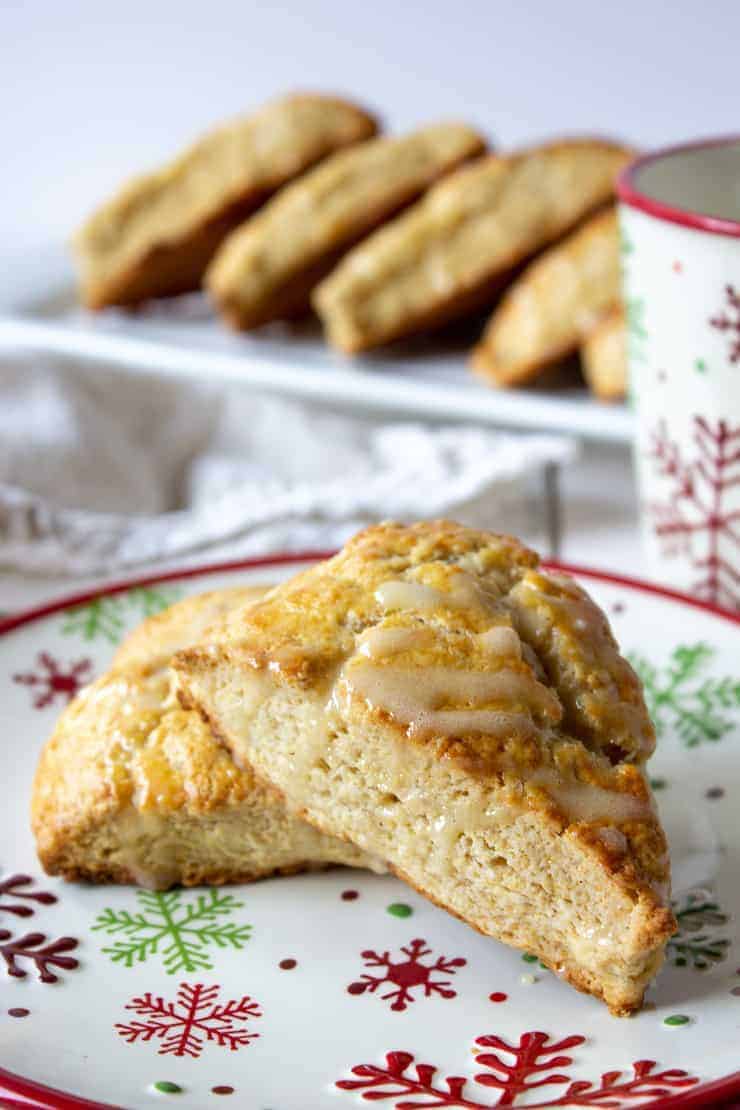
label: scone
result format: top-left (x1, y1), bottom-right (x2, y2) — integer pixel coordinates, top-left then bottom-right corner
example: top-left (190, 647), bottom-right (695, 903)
top-left (314, 140), bottom-right (632, 352)
top-left (472, 208), bottom-right (621, 387)
top-left (205, 123), bottom-right (486, 329)
top-left (74, 93), bottom-right (378, 309)
top-left (31, 586), bottom-right (377, 889)
top-left (175, 521), bottom-right (674, 1016)
top-left (581, 305), bottom-right (628, 401)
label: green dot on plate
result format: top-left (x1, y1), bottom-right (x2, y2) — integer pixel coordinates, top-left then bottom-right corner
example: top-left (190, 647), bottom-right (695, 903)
top-left (650, 777), bottom-right (667, 790)
top-left (694, 359), bottom-right (707, 373)
top-left (153, 1081), bottom-right (183, 1094)
top-left (664, 1014), bottom-right (690, 1027)
top-left (522, 953), bottom-right (538, 963)
top-left (387, 902), bottom-right (413, 918)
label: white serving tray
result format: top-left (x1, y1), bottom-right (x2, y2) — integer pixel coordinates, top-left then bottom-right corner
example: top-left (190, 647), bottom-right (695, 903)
top-left (0, 245), bottom-right (634, 443)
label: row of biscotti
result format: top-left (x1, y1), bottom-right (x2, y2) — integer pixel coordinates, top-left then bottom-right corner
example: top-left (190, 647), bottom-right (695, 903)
top-left (74, 91), bottom-right (629, 399)
top-left (73, 93), bottom-right (483, 309)
top-left (473, 209), bottom-right (627, 401)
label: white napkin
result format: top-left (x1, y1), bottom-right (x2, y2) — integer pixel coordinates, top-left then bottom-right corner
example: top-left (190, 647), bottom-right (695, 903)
top-left (0, 352), bottom-right (576, 576)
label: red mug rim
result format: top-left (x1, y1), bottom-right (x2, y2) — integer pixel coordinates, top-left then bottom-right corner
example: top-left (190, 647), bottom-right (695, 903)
top-left (616, 135), bottom-right (740, 238)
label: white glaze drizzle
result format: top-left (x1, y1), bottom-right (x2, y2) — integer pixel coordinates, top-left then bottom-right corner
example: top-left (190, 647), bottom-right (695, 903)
top-left (529, 768), bottom-right (652, 825)
top-left (357, 626), bottom-right (430, 659)
top-left (340, 661), bottom-right (559, 737)
top-left (375, 573), bottom-right (496, 615)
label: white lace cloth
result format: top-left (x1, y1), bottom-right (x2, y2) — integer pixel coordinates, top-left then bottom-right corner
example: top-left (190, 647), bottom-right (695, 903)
top-left (0, 352), bottom-right (576, 579)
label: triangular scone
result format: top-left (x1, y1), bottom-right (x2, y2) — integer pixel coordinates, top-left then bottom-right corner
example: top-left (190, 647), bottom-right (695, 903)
top-left (313, 140), bottom-right (632, 352)
top-left (74, 93), bottom-right (378, 309)
top-left (32, 587), bottom-right (377, 890)
top-left (175, 522), bottom-right (675, 1015)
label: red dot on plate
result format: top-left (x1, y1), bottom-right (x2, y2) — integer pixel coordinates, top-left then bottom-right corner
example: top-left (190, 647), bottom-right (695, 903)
top-left (211, 1086), bottom-right (235, 1096)
top-left (672, 260), bottom-right (683, 273)
top-left (279, 958), bottom-right (297, 970)
top-left (8, 1008), bottom-right (29, 1018)
top-left (489, 992), bottom-right (507, 1003)
top-left (347, 983), bottom-right (366, 995)
top-left (341, 889), bottom-right (359, 901)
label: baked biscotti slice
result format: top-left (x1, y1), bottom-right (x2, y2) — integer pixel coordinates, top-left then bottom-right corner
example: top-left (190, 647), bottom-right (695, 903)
top-left (175, 521), bottom-right (675, 1015)
top-left (471, 208), bottom-right (621, 387)
top-left (74, 93), bottom-right (378, 309)
top-left (581, 305), bottom-right (628, 401)
top-left (31, 586), bottom-right (377, 889)
top-left (205, 123), bottom-right (486, 329)
top-left (314, 140), bottom-right (632, 352)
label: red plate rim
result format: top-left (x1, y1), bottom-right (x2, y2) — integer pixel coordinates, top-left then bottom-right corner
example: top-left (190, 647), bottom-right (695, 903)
top-left (616, 134), bottom-right (740, 237)
top-left (1, 550), bottom-right (738, 1110)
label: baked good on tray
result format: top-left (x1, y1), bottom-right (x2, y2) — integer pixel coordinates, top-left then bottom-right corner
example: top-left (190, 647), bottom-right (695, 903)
top-left (581, 305), bottom-right (627, 401)
top-left (31, 587), bottom-right (377, 889)
top-left (313, 140), bottom-right (632, 353)
top-left (174, 521), bottom-right (675, 1015)
top-left (74, 93), bottom-right (378, 310)
top-left (205, 122), bottom-right (486, 329)
top-left (471, 208), bottom-right (621, 386)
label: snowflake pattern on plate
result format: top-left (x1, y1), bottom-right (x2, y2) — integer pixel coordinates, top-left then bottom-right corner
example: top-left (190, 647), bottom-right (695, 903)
top-left (0, 930), bottom-right (79, 983)
top-left (92, 889), bottom-right (252, 974)
top-left (115, 981), bottom-right (261, 1058)
top-left (0, 873), bottom-right (57, 918)
top-left (646, 417), bottom-right (740, 610)
top-left (12, 652), bottom-right (93, 710)
top-left (629, 641), bottom-right (740, 746)
top-left (60, 585), bottom-right (182, 644)
top-left (347, 938), bottom-right (465, 1012)
top-left (668, 889), bottom-right (731, 970)
top-left (336, 1030), bottom-right (699, 1107)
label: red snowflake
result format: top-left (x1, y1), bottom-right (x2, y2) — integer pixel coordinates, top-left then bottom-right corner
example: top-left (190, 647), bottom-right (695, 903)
top-left (115, 981), bottom-right (261, 1058)
top-left (647, 417), bottom-right (740, 610)
top-left (337, 1029), bottom-right (700, 1107)
top-left (347, 938), bottom-right (466, 1012)
top-left (0, 873), bottom-right (57, 918)
top-left (13, 652), bottom-right (93, 709)
top-left (710, 284), bottom-right (740, 363)
top-left (0, 930), bottom-right (79, 983)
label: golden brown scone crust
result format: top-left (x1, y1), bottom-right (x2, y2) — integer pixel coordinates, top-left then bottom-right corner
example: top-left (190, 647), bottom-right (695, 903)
top-left (175, 521), bottom-right (674, 1015)
top-left (74, 93), bottom-right (378, 310)
top-left (205, 123), bottom-right (486, 329)
top-left (32, 586), bottom-right (373, 888)
top-left (313, 140), bottom-right (632, 352)
top-left (581, 304), bottom-right (628, 401)
top-left (471, 208), bottom-right (621, 387)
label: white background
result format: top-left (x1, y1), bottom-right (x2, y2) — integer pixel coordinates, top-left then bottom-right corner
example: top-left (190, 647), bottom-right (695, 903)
top-left (1, 0), bottom-right (738, 600)
top-left (3, 0), bottom-right (739, 251)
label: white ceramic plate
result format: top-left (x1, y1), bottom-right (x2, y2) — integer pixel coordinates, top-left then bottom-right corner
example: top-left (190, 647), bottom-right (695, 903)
top-left (0, 247), bottom-right (633, 444)
top-left (1, 555), bottom-right (738, 1109)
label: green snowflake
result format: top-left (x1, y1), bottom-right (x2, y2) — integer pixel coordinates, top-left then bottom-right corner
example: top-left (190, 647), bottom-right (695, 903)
top-left (626, 296), bottom-right (648, 365)
top-left (92, 889), bottom-right (251, 974)
top-left (61, 585), bottom-right (182, 644)
top-left (630, 642), bottom-right (740, 747)
top-left (667, 891), bottom-right (731, 970)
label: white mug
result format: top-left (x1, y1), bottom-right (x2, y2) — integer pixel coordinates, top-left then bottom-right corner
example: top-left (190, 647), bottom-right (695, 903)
top-left (617, 138), bottom-right (740, 612)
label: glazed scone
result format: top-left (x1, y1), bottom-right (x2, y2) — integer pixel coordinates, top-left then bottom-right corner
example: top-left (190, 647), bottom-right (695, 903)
top-left (74, 93), bottom-right (378, 309)
top-left (175, 521), bottom-right (675, 1016)
top-left (581, 305), bottom-right (628, 401)
top-left (314, 140), bottom-right (632, 352)
top-left (205, 123), bottom-right (486, 329)
top-left (472, 208), bottom-right (621, 387)
top-left (32, 586), bottom-right (377, 889)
